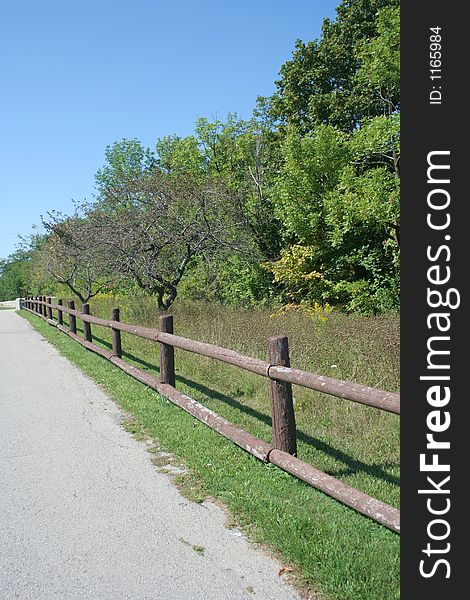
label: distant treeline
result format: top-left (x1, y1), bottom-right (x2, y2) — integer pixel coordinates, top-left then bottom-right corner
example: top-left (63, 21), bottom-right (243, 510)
top-left (1, 0), bottom-right (399, 314)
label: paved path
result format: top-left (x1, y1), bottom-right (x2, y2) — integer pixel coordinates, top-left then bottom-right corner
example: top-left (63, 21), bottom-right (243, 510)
top-left (0, 310), bottom-right (300, 600)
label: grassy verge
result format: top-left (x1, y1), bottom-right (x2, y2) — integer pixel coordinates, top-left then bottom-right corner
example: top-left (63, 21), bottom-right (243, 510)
top-left (87, 297), bottom-right (400, 509)
top-left (20, 305), bottom-right (399, 600)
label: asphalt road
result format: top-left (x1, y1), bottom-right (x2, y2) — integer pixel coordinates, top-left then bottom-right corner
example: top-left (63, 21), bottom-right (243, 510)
top-left (0, 310), bottom-right (300, 600)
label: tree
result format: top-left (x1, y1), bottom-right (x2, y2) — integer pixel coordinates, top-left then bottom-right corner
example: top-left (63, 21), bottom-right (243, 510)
top-left (261, 2), bottom-right (400, 313)
top-left (156, 135), bottom-right (204, 178)
top-left (355, 5), bottom-right (400, 118)
top-left (0, 250), bottom-right (32, 301)
top-left (266, 0), bottom-right (399, 133)
top-left (273, 124), bottom-right (351, 242)
top-left (95, 139), bottom-right (157, 208)
top-left (156, 114), bottom-right (283, 259)
top-left (92, 171), bottom-right (251, 310)
top-left (38, 210), bottom-right (112, 303)
top-left (268, 115), bottom-right (400, 313)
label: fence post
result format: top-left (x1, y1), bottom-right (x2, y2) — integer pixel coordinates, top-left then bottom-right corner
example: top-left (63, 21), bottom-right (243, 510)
top-left (82, 303), bottom-right (92, 342)
top-left (46, 297), bottom-right (52, 320)
top-left (159, 314), bottom-right (175, 387)
top-left (68, 300), bottom-right (76, 334)
top-left (267, 335), bottom-right (297, 456)
top-left (111, 307), bottom-right (122, 358)
top-left (57, 299), bottom-right (63, 326)
top-left (41, 296), bottom-right (46, 317)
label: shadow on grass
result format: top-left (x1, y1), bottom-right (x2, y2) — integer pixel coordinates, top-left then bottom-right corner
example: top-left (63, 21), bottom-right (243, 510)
top-left (178, 373), bottom-right (399, 486)
top-left (95, 340), bottom-right (399, 488)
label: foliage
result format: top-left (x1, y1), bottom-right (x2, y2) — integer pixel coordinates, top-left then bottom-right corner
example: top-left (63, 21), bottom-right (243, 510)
top-left (95, 138), bottom-right (157, 205)
top-left (157, 114), bottom-right (283, 259)
top-left (156, 135), bottom-right (204, 178)
top-left (13, 0), bottom-right (400, 315)
top-left (264, 244), bottom-right (334, 304)
top-left (0, 250), bottom-right (32, 301)
top-left (266, 0), bottom-right (400, 133)
top-left (178, 254), bottom-right (275, 307)
top-left (92, 169), bottom-right (252, 310)
top-left (37, 209), bottom-right (112, 303)
top-left (265, 3), bottom-right (400, 314)
top-left (356, 5), bottom-right (400, 115)
top-left (274, 125), bottom-right (350, 241)
top-left (268, 124), bottom-right (399, 312)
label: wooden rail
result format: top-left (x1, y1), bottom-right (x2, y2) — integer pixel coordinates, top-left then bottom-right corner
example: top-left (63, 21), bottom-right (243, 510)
top-left (22, 296), bottom-right (400, 533)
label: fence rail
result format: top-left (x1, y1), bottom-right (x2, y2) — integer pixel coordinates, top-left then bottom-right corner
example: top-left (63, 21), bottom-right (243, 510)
top-left (22, 296), bottom-right (400, 533)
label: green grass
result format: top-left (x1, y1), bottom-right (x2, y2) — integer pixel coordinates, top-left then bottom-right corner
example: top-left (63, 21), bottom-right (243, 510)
top-left (20, 301), bottom-right (400, 600)
top-left (86, 296), bottom-right (400, 508)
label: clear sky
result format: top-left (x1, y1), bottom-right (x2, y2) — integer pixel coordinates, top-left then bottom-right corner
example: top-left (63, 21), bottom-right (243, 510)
top-left (0, 0), bottom-right (338, 260)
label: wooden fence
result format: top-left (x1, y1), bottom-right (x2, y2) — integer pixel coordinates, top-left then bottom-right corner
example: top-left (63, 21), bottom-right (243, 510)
top-left (22, 296), bottom-right (400, 533)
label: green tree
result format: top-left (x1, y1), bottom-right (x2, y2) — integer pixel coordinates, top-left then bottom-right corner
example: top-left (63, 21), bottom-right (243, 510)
top-left (95, 139), bottom-right (157, 209)
top-left (274, 124), bottom-right (350, 242)
top-left (355, 5), bottom-right (400, 118)
top-left (265, 0), bottom-right (399, 133)
top-left (262, 2), bottom-right (400, 313)
top-left (156, 135), bottom-right (204, 178)
top-left (153, 114), bottom-right (284, 306)
top-left (157, 114), bottom-right (283, 260)
top-left (268, 116), bottom-right (399, 312)
top-left (0, 250), bottom-right (32, 301)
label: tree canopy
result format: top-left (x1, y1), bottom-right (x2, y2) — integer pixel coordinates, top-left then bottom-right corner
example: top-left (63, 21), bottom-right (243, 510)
top-left (3, 0), bottom-right (400, 315)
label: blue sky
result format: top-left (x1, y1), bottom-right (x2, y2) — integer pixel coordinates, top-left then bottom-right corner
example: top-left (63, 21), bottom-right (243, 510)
top-left (0, 0), bottom-right (338, 259)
